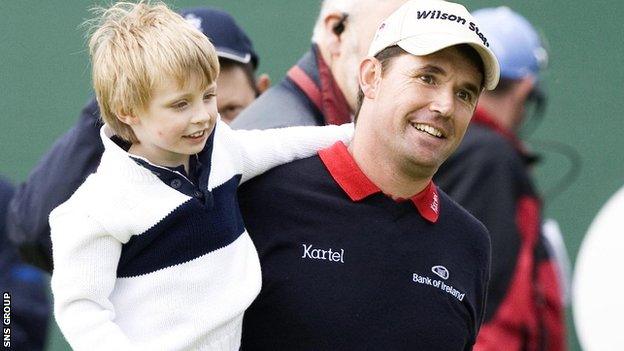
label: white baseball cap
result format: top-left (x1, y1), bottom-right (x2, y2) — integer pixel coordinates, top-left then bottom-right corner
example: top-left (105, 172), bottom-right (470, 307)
top-left (368, 0), bottom-right (500, 90)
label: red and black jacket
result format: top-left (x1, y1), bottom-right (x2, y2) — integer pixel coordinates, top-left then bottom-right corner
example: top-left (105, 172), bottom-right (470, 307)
top-left (434, 108), bottom-right (565, 351)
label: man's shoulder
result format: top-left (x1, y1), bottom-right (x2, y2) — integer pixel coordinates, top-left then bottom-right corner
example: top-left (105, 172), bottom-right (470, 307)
top-left (253, 153), bottom-right (324, 180)
top-left (231, 79), bottom-right (321, 129)
top-left (239, 154), bottom-right (327, 195)
top-left (436, 188), bottom-right (491, 268)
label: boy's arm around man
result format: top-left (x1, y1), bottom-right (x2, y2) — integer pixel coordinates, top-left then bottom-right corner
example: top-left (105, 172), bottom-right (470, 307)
top-left (217, 119), bottom-right (353, 184)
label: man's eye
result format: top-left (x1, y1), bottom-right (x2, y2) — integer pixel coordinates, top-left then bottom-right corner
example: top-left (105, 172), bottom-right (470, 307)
top-left (457, 90), bottom-right (474, 103)
top-left (419, 75), bottom-right (435, 84)
top-left (219, 106), bottom-right (243, 121)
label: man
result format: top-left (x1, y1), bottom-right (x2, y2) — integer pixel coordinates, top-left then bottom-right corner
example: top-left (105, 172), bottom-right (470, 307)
top-left (7, 7), bottom-right (268, 272)
top-left (237, 1), bottom-right (500, 349)
top-left (433, 7), bottom-right (565, 351)
top-left (230, 0), bottom-right (408, 129)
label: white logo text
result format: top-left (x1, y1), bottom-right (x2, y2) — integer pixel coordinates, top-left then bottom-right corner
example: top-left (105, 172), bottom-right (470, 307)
top-left (301, 244), bottom-right (344, 263)
top-left (413, 273), bottom-right (465, 301)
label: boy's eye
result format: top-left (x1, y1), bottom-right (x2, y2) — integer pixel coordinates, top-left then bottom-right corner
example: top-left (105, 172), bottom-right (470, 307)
top-left (172, 101), bottom-right (188, 110)
top-left (203, 93), bottom-right (216, 100)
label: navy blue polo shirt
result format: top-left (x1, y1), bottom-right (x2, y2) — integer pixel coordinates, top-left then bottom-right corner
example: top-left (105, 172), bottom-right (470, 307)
top-left (238, 142), bottom-right (491, 350)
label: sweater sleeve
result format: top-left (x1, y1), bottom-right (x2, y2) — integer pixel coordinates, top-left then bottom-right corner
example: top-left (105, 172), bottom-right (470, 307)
top-left (219, 120), bottom-right (353, 184)
top-left (50, 205), bottom-right (133, 351)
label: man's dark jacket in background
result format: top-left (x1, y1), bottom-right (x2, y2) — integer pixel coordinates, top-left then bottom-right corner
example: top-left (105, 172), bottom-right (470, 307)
top-left (434, 108), bottom-right (565, 351)
top-left (7, 99), bottom-right (101, 271)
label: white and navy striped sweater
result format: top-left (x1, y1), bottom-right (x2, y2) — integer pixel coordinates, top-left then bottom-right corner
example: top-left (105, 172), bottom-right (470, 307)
top-left (50, 120), bottom-right (352, 351)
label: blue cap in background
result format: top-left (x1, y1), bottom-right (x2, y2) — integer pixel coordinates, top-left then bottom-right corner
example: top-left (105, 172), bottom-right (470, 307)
top-left (180, 7), bottom-right (259, 69)
top-left (472, 7), bottom-right (547, 80)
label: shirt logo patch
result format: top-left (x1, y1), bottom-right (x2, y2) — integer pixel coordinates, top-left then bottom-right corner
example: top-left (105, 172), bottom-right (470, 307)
top-left (301, 244), bottom-right (344, 263)
top-left (431, 192), bottom-right (439, 214)
top-left (412, 272), bottom-right (465, 301)
top-left (431, 265), bottom-right (449, 280)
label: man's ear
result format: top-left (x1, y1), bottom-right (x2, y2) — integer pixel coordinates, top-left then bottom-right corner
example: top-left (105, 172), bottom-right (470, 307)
top-left (359, 57), bottom-right (382, 100)
top-left (514, 76), bottom-right (536, 102)
top-left (116, 108), bottom-right (140, 126)
top-left (323, 12), bottom-right (348, 58)
top-left (255, 73), bottom-right (271, 95)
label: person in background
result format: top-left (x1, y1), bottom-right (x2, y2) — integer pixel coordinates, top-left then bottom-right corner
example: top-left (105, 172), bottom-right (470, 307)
top-left (230, 0), bottom-right (408, 129)
top-left (433, 7), bottom-right (565, 351)
top-left (7, 7), bottom-right (269, 273)
top-left (0, 176), bottom-right (50, 350)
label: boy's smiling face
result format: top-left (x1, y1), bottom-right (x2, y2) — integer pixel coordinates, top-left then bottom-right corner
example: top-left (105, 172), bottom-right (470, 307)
top-left (126, 74), bottom-right (218, 170)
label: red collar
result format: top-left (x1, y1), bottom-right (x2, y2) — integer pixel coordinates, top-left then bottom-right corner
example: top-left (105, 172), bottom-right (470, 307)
top-left (318, 142), bottom-right (440, 223)
top-left (287, 45), bottom-right (352, 125)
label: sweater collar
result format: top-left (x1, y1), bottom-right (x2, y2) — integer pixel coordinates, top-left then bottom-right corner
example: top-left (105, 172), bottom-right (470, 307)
top-left (98, 124), bottom-right (214, 186)
top-left (318, 142), bottom-right (439, 223)
top-left (99, 125), bottom-right (157, 182)
top-left (286, 44), bottom-right (352, 125)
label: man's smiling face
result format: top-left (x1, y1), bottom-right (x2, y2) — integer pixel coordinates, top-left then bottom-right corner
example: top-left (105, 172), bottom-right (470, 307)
top-left (360, 45), bottom-right (483, 177)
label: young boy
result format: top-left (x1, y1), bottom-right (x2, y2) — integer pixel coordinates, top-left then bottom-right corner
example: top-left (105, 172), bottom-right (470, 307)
top-left (49, 2), bottom-right (352, 350)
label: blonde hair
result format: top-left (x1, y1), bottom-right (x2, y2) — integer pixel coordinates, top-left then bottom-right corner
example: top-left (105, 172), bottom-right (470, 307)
top-left (87, 1), bottom-right (219, 142)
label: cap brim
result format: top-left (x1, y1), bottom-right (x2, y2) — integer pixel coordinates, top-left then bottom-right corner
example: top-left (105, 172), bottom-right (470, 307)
top-left (215, 47), bottom-right (252, 65)
top-left (397, 32), bottom-right (500, 90)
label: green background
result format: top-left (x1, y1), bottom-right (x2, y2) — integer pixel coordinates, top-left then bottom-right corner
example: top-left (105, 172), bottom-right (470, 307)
top-left (1, 1), bottom-right (622, 350)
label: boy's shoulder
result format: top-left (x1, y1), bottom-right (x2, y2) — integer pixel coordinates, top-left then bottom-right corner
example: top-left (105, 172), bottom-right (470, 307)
top-left (51, 163), bottom-right (190, 242)
top-left (54, 172), bottom-right (119, 211)
top-left (49, 171), bottom-right (133, 235)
